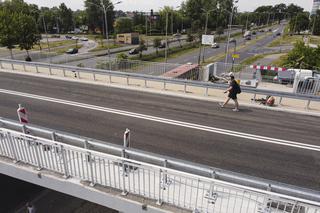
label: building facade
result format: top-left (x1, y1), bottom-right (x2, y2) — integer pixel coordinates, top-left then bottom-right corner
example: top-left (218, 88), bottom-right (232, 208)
top-left (311, 0), bottom-right (320, 15)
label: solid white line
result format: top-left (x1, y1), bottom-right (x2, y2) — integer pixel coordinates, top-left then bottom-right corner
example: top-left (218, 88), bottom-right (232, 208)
top-left (0, 88), bottom-right (319, 152)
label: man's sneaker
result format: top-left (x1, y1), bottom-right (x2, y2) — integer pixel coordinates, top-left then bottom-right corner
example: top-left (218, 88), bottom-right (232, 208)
top-left (219, 103), bottom-right (224, 108)
top-left (232, 108), bottom-right (239, 112)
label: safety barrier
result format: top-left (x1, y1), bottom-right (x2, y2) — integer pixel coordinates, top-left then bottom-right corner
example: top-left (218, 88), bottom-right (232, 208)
top-left (0, 59), bottom-right (320, 109)
top-left (0, 127), bottom-right (319, 213)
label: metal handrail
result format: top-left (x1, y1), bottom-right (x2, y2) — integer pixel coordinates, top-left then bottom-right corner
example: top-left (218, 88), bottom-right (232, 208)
top-left (0, 58), bottom-right (319, 102)
top-left (0, 117), bottom-right (319, 203)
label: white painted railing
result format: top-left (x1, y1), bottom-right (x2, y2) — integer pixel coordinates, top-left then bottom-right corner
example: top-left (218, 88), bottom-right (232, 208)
top-left (0, 128), bottom-right (319, 213)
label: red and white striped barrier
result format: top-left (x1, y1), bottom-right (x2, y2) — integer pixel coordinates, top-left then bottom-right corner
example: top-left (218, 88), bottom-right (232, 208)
top-left (17, 104), bottom-right (28, 124)
top-left (250, 65), bottom-right (287, 72)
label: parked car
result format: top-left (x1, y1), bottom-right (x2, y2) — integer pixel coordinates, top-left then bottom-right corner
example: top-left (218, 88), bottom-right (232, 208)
top-left (79, 37), bottom-right (88, 41)
top-left (65, 35), bottom-right (72, 39)
top-left (252, 31), bottom-right (256, 35)
top-left (229, 38), bottom-right (236, 43)
top-left (159, 43), bottom-right (166, 48)
top-left (66, 48), bottom-right (78, 54)
top-left (51, 35), bottom-right (60, 38)
top-left (259, 29), bottom-right (265, 32)
top-left (71, 36), bottom-right (79, 40)
top-left (211, 42), bottom-right (220, 48)
top-left (244, 36), bottom-right (251, 40)
top-left (276, 32), bottom-right (281, 36)
top-left (128, 48), bottom-right (139, 55)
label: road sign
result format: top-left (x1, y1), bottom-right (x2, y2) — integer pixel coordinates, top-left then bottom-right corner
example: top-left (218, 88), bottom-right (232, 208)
top-left (17, 104), bottom-right (28, 124)
top-left (232, 54), bottom-right (240, 59)
top-left (202, 35), bottom-right (214, 45)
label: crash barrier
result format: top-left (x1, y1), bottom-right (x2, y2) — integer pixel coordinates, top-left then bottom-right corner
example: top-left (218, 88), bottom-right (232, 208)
top-left (1, 117), bottom-right (320, 207)
top-left (0, 59), bottom-right (320, 109)
top-left (0, 126), bottom-right (319, 213)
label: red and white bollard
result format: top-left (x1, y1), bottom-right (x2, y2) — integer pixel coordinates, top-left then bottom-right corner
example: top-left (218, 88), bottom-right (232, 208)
top-left (17, 104), bottom-right (28, 124)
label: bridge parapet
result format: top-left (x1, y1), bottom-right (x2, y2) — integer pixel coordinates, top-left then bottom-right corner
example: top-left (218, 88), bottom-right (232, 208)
top-left (0, 127), bottom-right (319, 213)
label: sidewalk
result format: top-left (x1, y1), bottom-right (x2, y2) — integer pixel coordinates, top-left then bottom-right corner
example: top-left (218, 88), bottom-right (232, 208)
top-left (1, 63), bottom-right (319, 117)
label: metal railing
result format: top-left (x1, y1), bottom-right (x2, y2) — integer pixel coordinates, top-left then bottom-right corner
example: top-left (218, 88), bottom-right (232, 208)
top-left (0, 117), bottom-right (319, 203)
top-left (0, 127), bottom-right (319, 213)
top-left (0, 59), bottom-right (320, 108)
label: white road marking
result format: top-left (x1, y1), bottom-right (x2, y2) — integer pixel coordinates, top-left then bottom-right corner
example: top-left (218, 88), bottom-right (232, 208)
top-left (0, 88), bottom-right (319, 152)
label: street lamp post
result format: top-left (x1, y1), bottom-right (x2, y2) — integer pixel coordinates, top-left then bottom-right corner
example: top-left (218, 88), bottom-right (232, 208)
top-left (165, 12), bottom-right (169, 64)
top-left (224, 0), bottom-right (238, 65)
top-left (88, 1), bottom-right (122, 70)
top-left (200, 7), bottom-right (218, 63)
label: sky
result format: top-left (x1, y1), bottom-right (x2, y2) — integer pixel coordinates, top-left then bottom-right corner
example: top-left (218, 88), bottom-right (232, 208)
top-left (24, 0), bottom-right (313, 12)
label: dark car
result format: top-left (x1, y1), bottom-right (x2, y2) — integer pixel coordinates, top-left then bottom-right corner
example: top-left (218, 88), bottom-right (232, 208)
top-left (66, 48), bottom-right (78, 54)
top-left (128, 48), bottom-right (139, 55)
top-left (159, 43), bottom-right (166, 48)
top-left (65, 35), bottom-right (72, 39)
top-left (259, 29), bottom-right (265, 32)
top-left (252, 31), bottom-right (257, 35)
top-left (229, 38), bottom-right (236, 43)
top-left (276, 32), bottom-right (281, 36)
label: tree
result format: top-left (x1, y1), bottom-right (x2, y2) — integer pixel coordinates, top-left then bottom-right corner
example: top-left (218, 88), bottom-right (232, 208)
top-left (153, 38), bottom-right (161, 55)
top-left (59, 3), bottom-right (74, 33)
top-left (289, 12), bottom-right (310, 34)
top-left (85, 0), bottom-right (115, 35)
top-left (138, 39), bottom-right (147, 58)
top-left (216, 26), bottom-right (224, 38)
top-left (0, 9), bottom-right (18, 59)
top-left (114, 17), bottom-right (133, 33)
top-left (311, 10), bottom-right (320, 35)
top-left (284, 41), bottom-right (320, 69)
top-left (16, 13), bottom-right (41, 59)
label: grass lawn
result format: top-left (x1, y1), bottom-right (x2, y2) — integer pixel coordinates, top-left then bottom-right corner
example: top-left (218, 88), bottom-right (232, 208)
top-left (33, 40), bottom-right (76, 50)
top-left (268, 35), bottom-right (304, 47)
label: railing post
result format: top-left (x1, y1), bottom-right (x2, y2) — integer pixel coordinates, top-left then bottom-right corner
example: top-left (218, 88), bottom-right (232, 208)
top-left (184, 83), bottom-right (187, 93)
top-left (33, 139), bottom-right (42, 171)
top-left (278, 97), bottom-right (283, 105)
top-left (87, 151), bottom-right (95, 186)
top-left (7, 133), bottom-right (18, 163)
top-left (144, 79), bottom-right (147, 88)
top-left (62, 69), bottom-right (66, 77)
top-left (305, 100), bottom-right (311, 110)
top-left (0, 61), bottom-right (3, 69)
top-left (252, 94), bottom-right (257, 102)
top-left (157, 169), bottom-right (163, 206)
top-left (77, 71), bottom-right (80, 79)
top-left (93, 73), bottom-right (96, 81)
top-left (121, 149), bottom-right (128, 196)
top-left (11, 63), bottom-right (14, 71)
top-left (163, 81), bottom-right (166, 90)
top-left (48, 65), bottom-right (52, 75)
top-left (126, 76), bottom-right (129, 85)
top-left (60, 145), bottom-right (70, 179)
top-left (35, 65), bottom-right (39, 73)
top-left (23, 64), bottom-right (26, 72)
top-left (205, 87), bottom-right (209, 96)
top-left (109, 75), bottom-right (112, 83)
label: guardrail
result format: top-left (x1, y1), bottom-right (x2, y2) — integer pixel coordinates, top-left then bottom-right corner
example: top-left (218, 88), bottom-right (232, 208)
top-left (0, 117), bottom-right (319, 205)
top-left (0, 59), bottom-right (319, 109)
top-left (0, 128), bottom-right (319, 213)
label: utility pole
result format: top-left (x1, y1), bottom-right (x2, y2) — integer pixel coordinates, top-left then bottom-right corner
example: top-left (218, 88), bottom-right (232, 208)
top-left (165, 12), bottom-right (168, 64)
top-left (225, 1), bottom-right (238, 65)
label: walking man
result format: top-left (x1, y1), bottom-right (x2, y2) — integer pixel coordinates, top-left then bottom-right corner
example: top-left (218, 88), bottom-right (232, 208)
top-left (220, 75), bottom-right (240, 111)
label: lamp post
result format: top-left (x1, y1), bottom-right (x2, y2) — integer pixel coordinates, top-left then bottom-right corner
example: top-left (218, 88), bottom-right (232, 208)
top-left (224, 0), bottom-right (238, 65)
top-left (200, 6), bottom-right (219, 63)
top-left (87, 1), bottom-right (122, 70)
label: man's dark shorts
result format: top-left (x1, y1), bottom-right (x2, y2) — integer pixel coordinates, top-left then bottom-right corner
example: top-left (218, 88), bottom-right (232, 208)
top-left (228, 92), bottom-right (237, 100)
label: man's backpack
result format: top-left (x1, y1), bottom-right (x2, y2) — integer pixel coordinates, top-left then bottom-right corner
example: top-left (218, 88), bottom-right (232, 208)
top-left (235, 82), bottom-right (241, 94)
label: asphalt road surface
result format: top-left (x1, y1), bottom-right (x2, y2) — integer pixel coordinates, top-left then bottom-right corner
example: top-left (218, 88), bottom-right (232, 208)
top-left (0, 72), bottom-right (319, 191)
